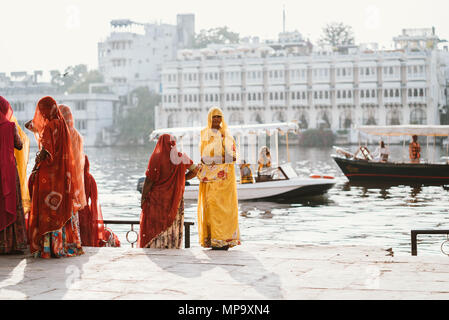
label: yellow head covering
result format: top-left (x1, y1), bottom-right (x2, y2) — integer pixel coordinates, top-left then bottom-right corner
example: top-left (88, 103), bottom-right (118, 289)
top-left (206, 106), bottom-right (228, 133)
top-left (11, 115), bottom-right (31, 214)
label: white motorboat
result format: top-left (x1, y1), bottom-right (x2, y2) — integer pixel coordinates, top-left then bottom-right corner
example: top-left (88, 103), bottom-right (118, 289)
top-left (138, 163), bottom-right (335, 201)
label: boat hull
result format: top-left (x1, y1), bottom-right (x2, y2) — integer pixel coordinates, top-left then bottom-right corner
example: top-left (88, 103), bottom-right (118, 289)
top-left (332, 156), bottom-right (449, 185)
top-left (183, 178), bottom-right (335, 201)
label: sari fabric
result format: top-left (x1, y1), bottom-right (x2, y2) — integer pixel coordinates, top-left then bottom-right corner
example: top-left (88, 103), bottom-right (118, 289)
top-left (0, 97), bottom-right (17, 232)
top-left (138, 134), bottom-right (192, 248)
top-left (197, 107), bottom-right (240, 248)
top-left (27, 96), bottom-right (81, 256)
top-left (78, 155), bottom-right (120, 247)
top-left (59, 104), bottom-right (86, 212)
top-left (11, 115), bottom-right (31, 214)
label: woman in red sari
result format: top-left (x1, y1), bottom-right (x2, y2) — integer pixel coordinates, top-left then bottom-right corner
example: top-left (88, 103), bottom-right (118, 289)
top-left (0, 96), bottom-right (28, 254)
top-left (27, 96), bottom-right (83, 258)
top-left (59, 104), bottom-right (87, 213)
top-left (78, 155), bottom-right (120, 247)
top-left (138, 134), bottom-right (198, 249)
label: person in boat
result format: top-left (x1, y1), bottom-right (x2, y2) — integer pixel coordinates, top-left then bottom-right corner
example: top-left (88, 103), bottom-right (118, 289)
top-left (373, 140), bottom-right (390, 162)
top-left (138, 134), bottom-right (198, 249)
top-left (258, 146), bottom-right (273, 178)
top-left (239, 160), bottom-right (254, 184)
top-left (409, 135), bottom-right (421, 164)
top-left (353, 146), bottom-right (373, 161)
top-left (0, 96), bottom-right (28, 254)
top-left (197, 107), bottom-right (240, 250)
top-left (26, 96), bottom-right (84, 258)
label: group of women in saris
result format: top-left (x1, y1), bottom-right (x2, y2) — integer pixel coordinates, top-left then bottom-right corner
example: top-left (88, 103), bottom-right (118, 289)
top-left (0, 95), bottom-right (119, 259)
top-left (139, 107), bottom-right (241, 250)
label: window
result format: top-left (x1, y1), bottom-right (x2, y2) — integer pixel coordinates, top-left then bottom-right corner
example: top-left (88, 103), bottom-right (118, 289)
top-left (75, 119), bottom-right (87, 131)
top-left (75, 101), bottom-right (86, 111)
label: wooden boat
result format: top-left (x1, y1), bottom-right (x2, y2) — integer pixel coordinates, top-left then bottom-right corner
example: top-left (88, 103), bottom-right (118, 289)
top-left (332, 125), bottom-right (449, 185)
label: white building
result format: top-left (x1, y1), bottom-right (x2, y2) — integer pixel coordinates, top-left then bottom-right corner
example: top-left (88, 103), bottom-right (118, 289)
top-left (98, 14), bottom-right (195, 96)
top-left (156, 29), bottom-right (449, 143)
top-left (0, 73), bottom-right (120, 147)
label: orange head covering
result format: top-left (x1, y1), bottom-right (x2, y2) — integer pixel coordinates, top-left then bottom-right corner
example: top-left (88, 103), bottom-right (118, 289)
top-left (59, 104), bottom-right (87, 210)
top-left (32, 96), bottom-right (61, 147)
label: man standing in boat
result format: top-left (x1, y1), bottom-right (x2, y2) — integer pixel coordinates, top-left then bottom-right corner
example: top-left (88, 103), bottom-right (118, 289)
top-left (409, 135), bottom-right (421, 164)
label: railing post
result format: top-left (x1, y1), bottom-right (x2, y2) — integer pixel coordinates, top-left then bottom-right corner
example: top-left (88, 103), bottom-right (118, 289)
top-left (411, 230), bottom-right (418, 256)
top-left (184, 222), bottom-right (194, 248)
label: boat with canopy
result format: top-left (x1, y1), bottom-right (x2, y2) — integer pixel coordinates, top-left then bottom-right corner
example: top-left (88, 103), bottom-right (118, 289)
top-left (138, 122), bottom-right (336, 201)
top-left (332, 125), bottom-right (449, 185)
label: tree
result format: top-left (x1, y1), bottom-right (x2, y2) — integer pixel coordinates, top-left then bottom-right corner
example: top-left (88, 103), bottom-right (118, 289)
top-left (117, 87), bottom-right (161, 144)
top-left (50, 64), bottom-right (108, 93)
top-left (193, 26), bottom-right (240, 48)
top-left (320, 22), bottom-right (355, 47)
top-left (69, 70), bottom-right (109, 94)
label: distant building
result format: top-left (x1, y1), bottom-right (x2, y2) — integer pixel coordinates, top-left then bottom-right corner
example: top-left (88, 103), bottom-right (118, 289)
top-left (97, 14), bottom-right (195, 96)
top-left (0, 72), bottom-right (119, 147)
top-left (156, 28), bottom-right (449, 143)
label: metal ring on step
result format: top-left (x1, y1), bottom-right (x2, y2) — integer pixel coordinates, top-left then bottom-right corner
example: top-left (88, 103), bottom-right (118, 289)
top-left (441, 235), bottom-right (449, 256)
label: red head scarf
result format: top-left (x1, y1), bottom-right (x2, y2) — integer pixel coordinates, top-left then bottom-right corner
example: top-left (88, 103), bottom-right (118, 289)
top-left (59, 104), bottom-right (87, 210)
top-left (138, 134), bottom-right (193, 248)
top-left (0, 96), bottom-right (17, 232)
top-left (28, 96), bottom-right (78, 254)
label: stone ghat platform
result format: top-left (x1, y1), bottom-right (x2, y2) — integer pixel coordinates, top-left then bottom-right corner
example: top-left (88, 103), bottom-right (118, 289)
top-left (1, 243), bottom-right (449, 300)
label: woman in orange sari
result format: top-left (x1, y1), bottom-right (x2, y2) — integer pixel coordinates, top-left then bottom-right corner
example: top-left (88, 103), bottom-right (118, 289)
top-left (59, 104), bottom-right (87, 213)
top-left (138, 134), bottom-right (198, 249)
top-left (78, 155), bottom-right (121, 247)
top-left (27, 96), bottom-right (83, 258)
top-left (0, 96), bottom-right (28, 254)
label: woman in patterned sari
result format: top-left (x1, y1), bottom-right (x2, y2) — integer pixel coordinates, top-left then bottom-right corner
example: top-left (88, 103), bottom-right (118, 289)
top-left (138, 134), bottom-right (198, 249)
top-left (27, 96), bottom-right (83, 258)
top-left (0, 96), bottom-right (28, 254)
top-left (197, 107), bottom-right (240, 250)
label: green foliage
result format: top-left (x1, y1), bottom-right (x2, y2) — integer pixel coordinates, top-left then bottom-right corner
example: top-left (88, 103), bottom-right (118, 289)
top-left (50, 64), bottom-right (108, 93)
top-left (117, 87), bottom-right (161, 144)
top-left (320, 22), bottom-right (355, 47)
top-left (299, 129), bottom-right (336, 147)
top-left (193, 26), bottom-right (240, 48)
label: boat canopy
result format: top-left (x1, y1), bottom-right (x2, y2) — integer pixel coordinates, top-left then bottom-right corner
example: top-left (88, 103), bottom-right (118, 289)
top-left (150, 122), bottom-right (299, 141)
top-left (356, 125), bottom-right (449, 137)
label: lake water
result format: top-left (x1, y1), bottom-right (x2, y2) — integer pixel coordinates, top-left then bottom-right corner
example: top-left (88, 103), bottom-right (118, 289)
top-left (29, 143), bottom-right (449, 256)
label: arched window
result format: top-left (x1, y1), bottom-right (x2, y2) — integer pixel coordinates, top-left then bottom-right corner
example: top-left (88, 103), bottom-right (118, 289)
top-left (250, 112), bottom-right (264, 124)
top-left (386, 109), bottom-right (401, 125)
top-left (229, 112), bottom-right (244, 125)
top-left (167, 113), bottom-right (180, 128)
top-left (317, 110), bottom-right (331, 129)
top-left (272, 111), bottom-right (287, 123)
top-left (296, 111), bottom-right (309, 129)
top-left (410, 108), bottom-right (426, 125)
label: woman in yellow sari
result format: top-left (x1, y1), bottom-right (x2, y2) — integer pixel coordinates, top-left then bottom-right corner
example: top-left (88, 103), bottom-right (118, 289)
top-left (11, 116), bottom-right (30, 215)
top-left (197, 107), bottom-right (240, 250)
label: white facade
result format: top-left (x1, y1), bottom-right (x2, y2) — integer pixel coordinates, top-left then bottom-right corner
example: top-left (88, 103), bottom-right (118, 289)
top-left (98, 15), bottom-right (195, 95)
top-left (157, 36), bottom-right (449, 143)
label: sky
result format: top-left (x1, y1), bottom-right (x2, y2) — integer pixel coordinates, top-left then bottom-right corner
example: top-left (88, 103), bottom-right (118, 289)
top-left (1, 0), bottom-right (448, 77)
